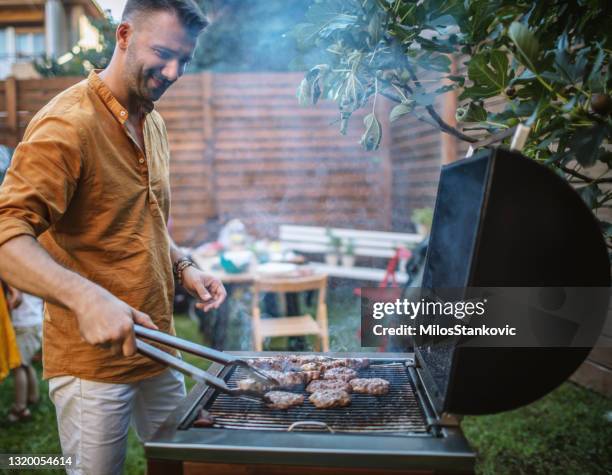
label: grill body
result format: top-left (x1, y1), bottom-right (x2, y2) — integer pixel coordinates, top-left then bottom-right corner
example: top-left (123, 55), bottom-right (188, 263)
top-left (145, 353), bottom-right (475, 475)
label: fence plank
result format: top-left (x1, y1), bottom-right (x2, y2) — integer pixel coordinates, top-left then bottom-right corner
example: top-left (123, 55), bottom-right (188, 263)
top-left (5, 76), bottom-right (18, 147)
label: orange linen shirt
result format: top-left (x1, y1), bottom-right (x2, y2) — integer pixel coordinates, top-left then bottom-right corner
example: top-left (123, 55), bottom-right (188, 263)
top-left (0, 71), bottom-right (176, 383)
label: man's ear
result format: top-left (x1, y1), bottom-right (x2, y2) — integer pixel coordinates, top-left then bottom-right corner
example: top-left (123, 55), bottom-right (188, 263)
top-left (116, 22), bottom-right (133, 51)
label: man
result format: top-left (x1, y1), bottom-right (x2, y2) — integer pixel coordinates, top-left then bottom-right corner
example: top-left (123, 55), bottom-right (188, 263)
top-left (0, 1), bottom-right (225, 473)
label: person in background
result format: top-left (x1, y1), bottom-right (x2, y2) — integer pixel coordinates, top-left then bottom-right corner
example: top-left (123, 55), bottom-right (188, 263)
top-left (6, 286), bottom-right (43, 422)
top-left (0, 281), bottom-right (21, 386)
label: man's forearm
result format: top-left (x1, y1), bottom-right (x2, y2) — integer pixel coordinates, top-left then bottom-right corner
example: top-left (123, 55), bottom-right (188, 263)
top-left (0, 235), bottom-right (97, 311)
top-left (169, 237), bottom-right (188, 265)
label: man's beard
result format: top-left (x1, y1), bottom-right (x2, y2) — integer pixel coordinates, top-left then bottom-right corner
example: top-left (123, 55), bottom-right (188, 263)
top-left (125, 49), bottom-right (171, 106)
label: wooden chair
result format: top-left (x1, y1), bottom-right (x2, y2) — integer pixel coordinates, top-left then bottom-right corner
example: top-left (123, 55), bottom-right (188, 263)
top-left (251, 274), bottom-right (329, 352)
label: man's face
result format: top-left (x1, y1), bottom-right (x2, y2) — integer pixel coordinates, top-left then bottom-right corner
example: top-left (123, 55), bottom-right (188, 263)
top-left (124, 11), bottom-right (197, 104)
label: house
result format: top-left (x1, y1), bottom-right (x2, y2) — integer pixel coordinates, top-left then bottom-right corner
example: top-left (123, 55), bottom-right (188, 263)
top-left (0, 0), bottom-right (105, 79)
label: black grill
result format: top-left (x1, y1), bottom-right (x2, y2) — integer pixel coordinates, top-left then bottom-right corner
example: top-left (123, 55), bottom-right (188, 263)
top-left (200, 361), bottom-right (428, 434)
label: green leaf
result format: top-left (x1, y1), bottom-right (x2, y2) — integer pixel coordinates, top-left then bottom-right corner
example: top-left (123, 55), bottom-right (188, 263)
top-left (508, 22), bottom-right (540, 72)
top-left (360, 113), bottom-right (382, 151)
top-left (576, 184), bottom-right (602, 208)
top-left (462, 51), bottom-right (509, 99)
top-left (296, 78), bottom-right (313, 107)
top-left (292, 22), bottom-right (320, 48)
top-left (456, 101), bottom-right (487, 123)
top-left (390, 101), bottom-right (415, 122)
top-left (568, 124), bottom-right (607, 168)
top-left (587, 44), bottom-right (606, 92)
top-left (297, 65), bottom-right (329, 106)
top-left (417, 37), bottom-right (456, 54)
top-left (553, 35), bottom-right (589, 84)
top-left (417, 52), bottom-right (451, 72)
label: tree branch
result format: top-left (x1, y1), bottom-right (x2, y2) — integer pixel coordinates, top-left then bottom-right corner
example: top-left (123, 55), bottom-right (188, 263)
top-left (379, 90), bottom-right (402, 103)
top-left (402, 61), bottom-right (477, 143)
top-left (425, 104), bottom-right (477, 143)
top-left (559, 165), bottom-right (612, 184)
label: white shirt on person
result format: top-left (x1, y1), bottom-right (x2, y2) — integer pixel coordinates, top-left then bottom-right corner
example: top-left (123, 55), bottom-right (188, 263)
top-left (11, 293), bottom-right (43, 328)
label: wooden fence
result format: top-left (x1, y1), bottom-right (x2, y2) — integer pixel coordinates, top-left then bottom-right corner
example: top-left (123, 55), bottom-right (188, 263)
top-left (0, 72), bottom-right (439, 243)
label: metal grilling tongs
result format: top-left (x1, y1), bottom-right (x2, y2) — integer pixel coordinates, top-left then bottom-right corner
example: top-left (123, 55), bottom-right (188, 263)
top-left (133, 324), bottom-right (277, 403)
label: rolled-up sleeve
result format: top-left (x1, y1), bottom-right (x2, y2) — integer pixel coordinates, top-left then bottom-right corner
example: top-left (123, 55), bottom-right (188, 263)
top-left (0, 116), bottom-right (83, 247)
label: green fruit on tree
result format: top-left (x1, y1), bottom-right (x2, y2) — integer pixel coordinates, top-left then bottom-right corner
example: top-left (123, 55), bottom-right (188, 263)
top-left (600, 151), bottom-right (612, 165)
top-left (506, 117), bottom-right (519, 127)
top-left (591, 94), bottom-right (612, 116)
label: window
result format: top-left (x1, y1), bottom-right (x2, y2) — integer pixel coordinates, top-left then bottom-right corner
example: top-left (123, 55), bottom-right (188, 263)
top-left (0, 29), bottom-right (6, 57)
top-left (33, 33), bottom-right (45, 56)
top-left (16, 33), bottom-right (30, 57)
top-left (14, 31), bottom-right (45, 59)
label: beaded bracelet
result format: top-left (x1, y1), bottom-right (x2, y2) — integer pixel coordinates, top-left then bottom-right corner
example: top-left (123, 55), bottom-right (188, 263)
top-left (173, 256), bottom-right (196, 285)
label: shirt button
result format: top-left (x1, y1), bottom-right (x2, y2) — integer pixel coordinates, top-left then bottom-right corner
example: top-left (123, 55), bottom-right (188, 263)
top-left (139, 158), bottom-right (145, 164)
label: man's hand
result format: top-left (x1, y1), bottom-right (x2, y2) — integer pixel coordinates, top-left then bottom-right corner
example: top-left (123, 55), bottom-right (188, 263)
top-left (181, 267), bottom-right (227, 312)
top-left (70, 285), bottom-right (158, 357)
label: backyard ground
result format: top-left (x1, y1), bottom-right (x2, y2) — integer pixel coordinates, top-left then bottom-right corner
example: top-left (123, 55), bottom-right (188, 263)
top-left (1, 296), bottom-right (611, 474)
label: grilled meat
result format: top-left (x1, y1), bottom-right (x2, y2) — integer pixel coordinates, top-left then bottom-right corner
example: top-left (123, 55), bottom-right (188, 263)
top-left (306, 379), bottom-right (352, 394)
top-left (247, 356), bottom-right (295, 372)
top-left (309, 389), bottom-right (352, 409)
top-left (322, 366), bottom-right (358, 382)
top-left (248, 356), bottom-right (370, 373)
top-left (265, 391), bottom-right (304, 410)
top-left (266, 370), bottom-right (306, 387)
top-left (302, 370), bottom-right (321, 383)
top-left (300, 362), bottom-right (320, 372)
top-left (237, 378), bottom-right (271, 393)
top-left (349, 378), bottom-right (390, 395)
top-left (321, 358), bottom-right (370, 370)
top-left (192, 409), bottom-right (216, 427)
top-left (237, 370), bottom-right (305, 393)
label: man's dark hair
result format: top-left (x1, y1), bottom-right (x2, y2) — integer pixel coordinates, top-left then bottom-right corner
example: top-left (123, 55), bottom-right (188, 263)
top-left (122, 0), bottom-right (208, 33)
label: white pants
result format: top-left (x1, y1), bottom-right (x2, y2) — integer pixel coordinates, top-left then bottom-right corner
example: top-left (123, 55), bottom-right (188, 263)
top-left (48, 369), bottom-right (186, 475)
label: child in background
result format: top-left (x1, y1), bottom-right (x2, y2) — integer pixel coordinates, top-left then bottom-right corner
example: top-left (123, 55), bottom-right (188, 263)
top-left (6, 286), bottom-right (43, 422)
top-left (0, 282), bottom-right (21, 384)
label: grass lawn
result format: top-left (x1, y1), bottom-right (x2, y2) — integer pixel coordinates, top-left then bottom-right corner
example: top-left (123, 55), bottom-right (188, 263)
top-left (1, 304), bottom-right (611, 474)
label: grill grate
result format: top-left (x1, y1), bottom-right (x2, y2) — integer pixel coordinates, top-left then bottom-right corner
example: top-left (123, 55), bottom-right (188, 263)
top-left (200, 362), bottom-right (428, 435)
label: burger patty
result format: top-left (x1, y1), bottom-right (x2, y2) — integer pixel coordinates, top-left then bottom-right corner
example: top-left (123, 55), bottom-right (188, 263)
top-left (322, 366), bottom-right (358, 382)
top-left (306, 379), bottom-right (352, 394)
top-left (320, 358), bottom-right (370, 370)
top-left (265, 391), bottom-right (304, 410)
top-left (237, 370), bottom-right (306, 392)
top-left (309, 389), bottom-right (352, 409)
top-left (349, 377), bottom-right (390, 395)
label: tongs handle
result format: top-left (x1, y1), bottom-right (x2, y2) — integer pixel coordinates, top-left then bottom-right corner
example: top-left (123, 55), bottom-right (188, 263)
top-left (135, 339), bottom-right (230, 392)
top-left (134, 324), bottom-right (239, 365)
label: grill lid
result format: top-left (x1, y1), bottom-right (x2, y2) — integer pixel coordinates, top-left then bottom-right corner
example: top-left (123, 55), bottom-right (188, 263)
top-left (417, 148), bottom-right (610, 416)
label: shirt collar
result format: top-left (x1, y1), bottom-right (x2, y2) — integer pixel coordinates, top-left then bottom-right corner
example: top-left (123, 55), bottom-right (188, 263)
top-left (88, 69), bottom-right (153, 125)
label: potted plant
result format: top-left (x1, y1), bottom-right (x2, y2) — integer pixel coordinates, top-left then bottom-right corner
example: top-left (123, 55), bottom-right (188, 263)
top-left (411, 207), bottom-right (433, 237)
top-left (325, 229), bottom-right (342, 265)
top-left (341, 238), bottom-right (356, 267)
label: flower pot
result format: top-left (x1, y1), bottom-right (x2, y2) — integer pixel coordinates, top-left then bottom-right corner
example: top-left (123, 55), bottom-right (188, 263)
top-left (417, 223), bottom-right (430, 237)
top-left (325, 253), bottom-right (339, 266)
top-left (341, 254), bottom-right (355, 267)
